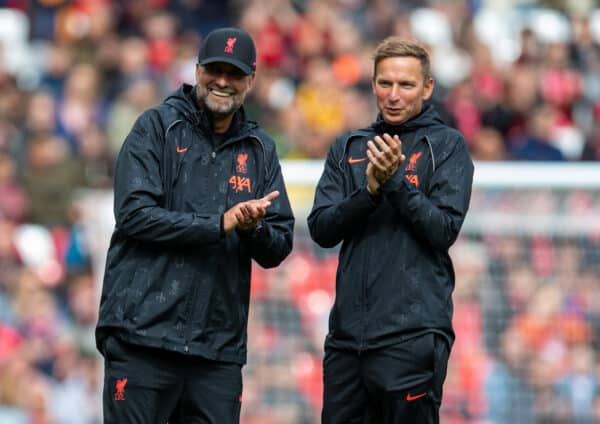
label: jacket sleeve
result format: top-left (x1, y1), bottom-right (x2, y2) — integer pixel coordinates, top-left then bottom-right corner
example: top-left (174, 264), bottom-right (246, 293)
top-left (380, 136), bottom-right (474, 251)
top-left (307, 139), bottom-right (380, 248)
top-left (113, 110), bottom-right (222, 246)
top-left (239, 147), bottom-right (294, 268)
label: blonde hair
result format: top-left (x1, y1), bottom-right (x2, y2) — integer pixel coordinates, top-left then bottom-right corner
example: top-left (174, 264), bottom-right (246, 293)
top-left (372, 37), bottom-right (432, 81)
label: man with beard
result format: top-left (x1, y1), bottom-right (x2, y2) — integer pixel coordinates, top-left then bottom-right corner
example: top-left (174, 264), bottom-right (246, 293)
top-left (96, 28), bottom-right (294, 423)
top-left (308, 38), bottom-right (474, 423)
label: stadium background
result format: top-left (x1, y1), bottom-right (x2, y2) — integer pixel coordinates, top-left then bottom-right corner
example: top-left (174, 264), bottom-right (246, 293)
top-left (1, 0), bottom-right (600, 423)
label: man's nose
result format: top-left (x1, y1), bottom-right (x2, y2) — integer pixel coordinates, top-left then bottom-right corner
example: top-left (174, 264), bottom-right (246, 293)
top-left (389, 84), bottom-right (400, 100)
top-left (214, 73), bottom-right (229, 86)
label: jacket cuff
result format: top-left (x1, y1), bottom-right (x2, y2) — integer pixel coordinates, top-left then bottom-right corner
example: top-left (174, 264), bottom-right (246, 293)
top-left (342, 186), bottom-right (381, 215)
top-left (380, 171), bottom-right (405, 194)
top-left (237, 221), bottom-right (269, 241)
top-left (380, 172), bottom-right (416, 211)
top-left (189, 214), bottom-right (223, 244)
top-left (366, 185), bottom-right (383, 204)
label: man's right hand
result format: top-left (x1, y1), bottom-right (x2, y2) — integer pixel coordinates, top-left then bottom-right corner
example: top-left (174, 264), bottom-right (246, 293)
top-left (223, 191), bottom-right (280, 233)
top-left (366, 133), bottom-right (405, 184)
top-left (366, 162), bottom-right (381, 195)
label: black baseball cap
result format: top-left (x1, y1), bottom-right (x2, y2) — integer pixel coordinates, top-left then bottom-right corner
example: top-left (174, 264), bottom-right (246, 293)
top-left (198, 27), bottom-right (257, 75)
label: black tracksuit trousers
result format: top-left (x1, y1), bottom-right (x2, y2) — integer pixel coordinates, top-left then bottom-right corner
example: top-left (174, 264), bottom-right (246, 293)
top-left (101, 336), bottom-right (242, 424)
top-left (322, 332), bottom-right (450, 424)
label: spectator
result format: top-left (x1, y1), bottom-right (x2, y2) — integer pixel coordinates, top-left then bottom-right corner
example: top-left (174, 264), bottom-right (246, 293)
top-left (555, 344), bottom-right (599, 423)
top-left (483, 326), bottom-right (536, 423)
top-left (509, 103), bottom-right (566, 161)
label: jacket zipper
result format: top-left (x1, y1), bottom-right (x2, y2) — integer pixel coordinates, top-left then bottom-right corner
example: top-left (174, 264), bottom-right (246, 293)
top-left (356, 134), bottom-right (426, 354)
top-left (183, 278), bottom-right (199, 354)
top-left (359, 235), bottom-right (369, 354)
top-left (178, 132), bottom-right (263, 354)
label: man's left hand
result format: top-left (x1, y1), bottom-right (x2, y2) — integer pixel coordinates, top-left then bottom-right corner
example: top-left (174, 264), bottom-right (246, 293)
top-left (366, 133), bottom-right (405, 183)
top-left (234, 191), bottom-right (279, 232)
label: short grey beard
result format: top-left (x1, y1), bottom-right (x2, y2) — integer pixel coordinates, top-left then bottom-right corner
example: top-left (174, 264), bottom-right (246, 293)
top-left (195, 86), bottom-right (242, 118)
top-left (206, 101), bottom-right (240, 119)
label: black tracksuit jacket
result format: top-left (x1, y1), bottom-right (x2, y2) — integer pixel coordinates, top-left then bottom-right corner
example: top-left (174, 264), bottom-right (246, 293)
top-left (308, 105), bottom-right (474, 351)
top-left (96, 84), bottom-right (294, 364)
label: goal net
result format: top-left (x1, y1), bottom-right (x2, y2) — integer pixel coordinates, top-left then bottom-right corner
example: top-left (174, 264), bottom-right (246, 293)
top-left (83, 161), bottom-right (600, 423)
top-left (242, 161), bottom-right (600, 424)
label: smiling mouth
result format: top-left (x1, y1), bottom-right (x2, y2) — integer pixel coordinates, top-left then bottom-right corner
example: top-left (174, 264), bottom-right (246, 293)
top-left (209, 88), bottom-right (234, 97)
top-left (386, 107), bottom-right (402, 113)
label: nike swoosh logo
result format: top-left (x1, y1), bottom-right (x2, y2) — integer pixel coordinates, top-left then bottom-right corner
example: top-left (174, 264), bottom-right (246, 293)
top-left (406, 392), bottom-right (427, 401)
top-left (348, 156), bottom-right (366, 164)
top-left (176, 147), bottom-right (188, 153)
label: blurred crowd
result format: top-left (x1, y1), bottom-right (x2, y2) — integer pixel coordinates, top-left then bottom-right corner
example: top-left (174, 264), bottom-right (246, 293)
top-left (0, 0), bottom-right (600, 422)
top-left (240, 185), bottom-right (600, 423)
top-left (445, 187), bottom-right (600, 424)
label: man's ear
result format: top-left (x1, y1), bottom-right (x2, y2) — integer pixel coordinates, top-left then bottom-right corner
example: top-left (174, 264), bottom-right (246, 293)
top-left (247, 72), bottom-right (256, 90)
top-left (195, 63), bottom-right (202, 84)
top-left (423, 77), bottom-right (434, 100)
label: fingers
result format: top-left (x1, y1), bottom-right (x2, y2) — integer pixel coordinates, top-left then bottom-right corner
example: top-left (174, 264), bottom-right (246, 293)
top-left (263, 191), bottom-right (280, 202)
top-left (370, 134), bottom-right (400, 156)
top-left (236, 212), bottom-right (256, 231)
top-left (232, 204), bottom-right (258, 232)
top-left (248, 191), bottom-right (279, 216)
top-left (227, 192), bottom-right (280, 232)
top-left (238, 204), bottom-right (255, 221)
top-left (243, 201), bottom-right (267, 219)
top-left (377, 133), bottom-right (401, 156)
top-left (367, 134), bottom-right (402, 169)
top-left (233, 209), bottom-right (249, 225)
top-left (366, 133), bottom-right (402, 182)
top-left (224, 203), bottom-right (259, 233)
top-left (366, 148), bottom-right (386, 172)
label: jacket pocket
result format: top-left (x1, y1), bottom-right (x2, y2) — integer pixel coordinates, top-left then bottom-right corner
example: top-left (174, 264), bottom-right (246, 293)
top-left (122, 264), bottom-right (150, 322)
top-left (430, 333), bottom-right (450, 404)
top-left (102, 336), bottom-right (123, 363)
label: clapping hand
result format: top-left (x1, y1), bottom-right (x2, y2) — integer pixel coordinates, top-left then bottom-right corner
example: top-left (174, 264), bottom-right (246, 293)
top-left (365, 133), bottom-right (405, 195)
top-left (223, 191), bottom-right (280, 233)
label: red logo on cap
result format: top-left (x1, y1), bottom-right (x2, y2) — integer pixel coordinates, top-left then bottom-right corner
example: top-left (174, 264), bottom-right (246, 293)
top-left (225, 37), bottom-right (237, 54)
